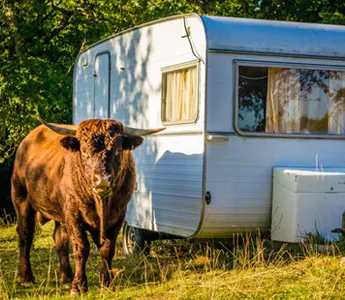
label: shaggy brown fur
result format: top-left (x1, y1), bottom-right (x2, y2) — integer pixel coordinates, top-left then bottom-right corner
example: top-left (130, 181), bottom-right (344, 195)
top-left (11, 119), bottom-right (143, 294)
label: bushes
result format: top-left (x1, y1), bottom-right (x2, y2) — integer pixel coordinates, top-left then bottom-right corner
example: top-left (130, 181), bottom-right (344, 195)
top-left (0, 158), bottom-right (14, 221)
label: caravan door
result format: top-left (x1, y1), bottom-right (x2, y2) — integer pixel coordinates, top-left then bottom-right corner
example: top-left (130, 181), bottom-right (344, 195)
top-left (94, 52), bottom-right (110, 119)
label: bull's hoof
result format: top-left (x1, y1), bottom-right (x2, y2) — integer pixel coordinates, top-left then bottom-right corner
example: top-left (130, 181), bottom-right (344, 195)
top-left (60, 274), bottom-right (73, 286)
top-left (70, 288), bottom-right (88, 296)
top-left (61, 272), bottom-right (73, 290)
top-left (20, 275), bottom-right (35, 287)
top-left (101, 279), bottom-right (111, 289)
top-left (100, 275), bottom-right (113, 289)
top-left (70, 284), bottom-right (88, 296)
top-left (101, 279), bottom-right (111, 288)
top-left (70, 289), bottom-right (79, 297)
top-left (21, 281), bottom-right (34, 288)
top-left (61, 283), bottom-right (71, 290)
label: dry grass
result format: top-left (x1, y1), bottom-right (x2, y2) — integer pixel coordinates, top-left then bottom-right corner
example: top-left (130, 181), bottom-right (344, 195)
top-left (1, 221), bottom-right (345, 299)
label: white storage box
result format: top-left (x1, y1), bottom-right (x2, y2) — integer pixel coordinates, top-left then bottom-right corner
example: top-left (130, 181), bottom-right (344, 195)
top-left (271, 167), bottom-right (345, 243)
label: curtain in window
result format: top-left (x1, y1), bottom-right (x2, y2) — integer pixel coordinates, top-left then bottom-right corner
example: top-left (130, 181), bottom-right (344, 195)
top-left (265, 68), bottom-right (345, 134)
top-left (266, 68), bottom-right (302, 133)
top-left (328, 72), bottom-right (345, 134)
top-left (164, 66), bottom-right (197, 122)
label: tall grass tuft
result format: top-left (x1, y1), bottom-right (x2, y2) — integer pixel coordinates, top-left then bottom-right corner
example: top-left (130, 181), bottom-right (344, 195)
top-left (0, 212), bottom-right (15, 227)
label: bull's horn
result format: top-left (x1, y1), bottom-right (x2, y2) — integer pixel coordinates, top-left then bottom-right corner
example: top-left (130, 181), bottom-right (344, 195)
top-left (38, 117), bottom-right (77, 136)
top-left (124, 126), bottom-right (166, 136)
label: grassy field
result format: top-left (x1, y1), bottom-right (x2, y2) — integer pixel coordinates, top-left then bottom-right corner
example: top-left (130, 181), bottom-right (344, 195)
top-left (1, 221), bottom-right (345, 299)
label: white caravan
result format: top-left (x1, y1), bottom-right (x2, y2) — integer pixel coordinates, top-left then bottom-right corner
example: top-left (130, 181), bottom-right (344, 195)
top-left (73, 14), bottom-right (345, 253)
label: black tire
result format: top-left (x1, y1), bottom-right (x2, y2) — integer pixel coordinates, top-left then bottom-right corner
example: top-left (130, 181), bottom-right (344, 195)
top-left (122, 222), bottom-right (151, 256)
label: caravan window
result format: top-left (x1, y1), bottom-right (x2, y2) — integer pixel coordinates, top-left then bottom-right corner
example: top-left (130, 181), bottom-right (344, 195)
top-left (161, 62), bottom-right (198, 124)
top-left (237, 64), bottom-right (345, 136)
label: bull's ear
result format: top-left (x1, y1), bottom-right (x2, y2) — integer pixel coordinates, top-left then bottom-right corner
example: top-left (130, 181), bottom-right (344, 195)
top-left (60, 136), bottom-right (80, 152)
top-left (122, 135), bottom-right (143, 150)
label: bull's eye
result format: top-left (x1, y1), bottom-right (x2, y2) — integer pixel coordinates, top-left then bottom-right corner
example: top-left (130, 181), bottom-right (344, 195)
top-left (93, 135), bottom-right (105, 152)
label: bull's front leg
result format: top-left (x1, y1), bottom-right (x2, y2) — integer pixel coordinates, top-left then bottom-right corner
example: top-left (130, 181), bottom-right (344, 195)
top-left (66, 216), bottom-right (90, 295)
top-left (91, 214), bottom-right (125, 288)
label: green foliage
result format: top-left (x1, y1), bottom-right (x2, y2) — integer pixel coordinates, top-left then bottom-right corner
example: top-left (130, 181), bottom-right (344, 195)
top-left (1, 0), bottom-right (344, 162)
top-left (0, 158), bottom-right (14, 219)
top-left (255, 0), bottom-right (345, 23)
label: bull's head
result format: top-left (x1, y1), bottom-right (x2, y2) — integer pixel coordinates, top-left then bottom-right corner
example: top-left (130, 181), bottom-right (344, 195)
top-left (38, 117), bottom-right (165, 196)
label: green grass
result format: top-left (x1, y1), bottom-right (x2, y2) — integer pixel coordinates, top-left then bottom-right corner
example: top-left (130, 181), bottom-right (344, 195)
top-left (1, 222), bottom-right (345, 299)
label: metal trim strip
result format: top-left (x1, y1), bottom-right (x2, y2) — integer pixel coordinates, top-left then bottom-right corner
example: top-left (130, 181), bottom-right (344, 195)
top-left (143, 130), bottom-right (204, 137)
top-left (209, 48), bottom-right (345, 61)
top-left (187, 15), bottom-right (209, 240)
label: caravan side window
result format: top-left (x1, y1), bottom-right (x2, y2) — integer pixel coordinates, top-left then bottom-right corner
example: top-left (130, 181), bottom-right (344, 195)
top-left (161, 62), bottom-right (198, 124)
top-left (236, 63), bottom-right (345, 136)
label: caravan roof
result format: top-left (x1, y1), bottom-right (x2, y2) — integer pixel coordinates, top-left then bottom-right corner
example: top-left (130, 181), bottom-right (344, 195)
top-left (201, 15), bottom-right (345, 59)
top-left (83, 14), bottom-right (345, 60)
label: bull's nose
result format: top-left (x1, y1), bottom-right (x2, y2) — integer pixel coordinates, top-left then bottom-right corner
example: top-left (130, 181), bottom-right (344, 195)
top-left (93, 174), bottom-right (111, 188)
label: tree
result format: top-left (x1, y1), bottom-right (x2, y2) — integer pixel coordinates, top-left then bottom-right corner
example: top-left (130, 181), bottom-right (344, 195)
top-left (255, 0), bottom-right (345, 24)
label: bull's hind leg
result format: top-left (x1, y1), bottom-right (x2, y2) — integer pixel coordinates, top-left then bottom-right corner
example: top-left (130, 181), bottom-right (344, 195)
top-left (16, 204), bottom-right (35, 285)
top-left (54, 222), bottom-right (73, 285)
top-left (12, 179), bottom-right (36, 285)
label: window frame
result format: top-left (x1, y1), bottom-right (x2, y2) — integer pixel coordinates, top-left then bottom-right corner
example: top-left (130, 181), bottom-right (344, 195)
top-left (234, 60), bottom-right (345, 139)
top-left (161, 60), bottom-right (200, 126)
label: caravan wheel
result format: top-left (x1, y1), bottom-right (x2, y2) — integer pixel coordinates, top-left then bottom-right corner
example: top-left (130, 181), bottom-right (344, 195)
top-left (122, 222), bottom-right (151, 256)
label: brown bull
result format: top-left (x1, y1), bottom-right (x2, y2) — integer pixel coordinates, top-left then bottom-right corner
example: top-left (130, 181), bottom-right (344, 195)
top-left (11, 117), bottom-right (164, 294)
